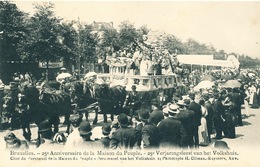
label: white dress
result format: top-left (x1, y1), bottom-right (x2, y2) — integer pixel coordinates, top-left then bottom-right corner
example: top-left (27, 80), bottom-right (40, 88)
top-left (198, 106), bottom-right (209, 146)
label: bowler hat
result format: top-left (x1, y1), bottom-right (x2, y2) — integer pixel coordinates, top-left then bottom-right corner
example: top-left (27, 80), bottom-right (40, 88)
top-left (188, 92), bottom-right (195, 100)
top-left (138, 109), bottom-right (150, 122)
top-left (202, 94), bottom-right (209, 101)
top-left (150, 99), bottom-right (159, 107)
top-left (4, 132), bottom-right (21, 148)
top-left (78, 121), bottom-right (92, 135)
top-left (131, 85), bottom-right (137, 89)
top-left (213, 140), bottom-right (230, 150)
top-left (183, 99), bottom-right (191, 106)
top-left (117, 113), bottom-right (129, 126)
top-left (102, 123), bottom-right (111, 135)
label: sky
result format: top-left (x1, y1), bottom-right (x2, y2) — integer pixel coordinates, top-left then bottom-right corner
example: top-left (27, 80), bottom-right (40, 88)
top-left (13, 0), bottom-right (260, 58)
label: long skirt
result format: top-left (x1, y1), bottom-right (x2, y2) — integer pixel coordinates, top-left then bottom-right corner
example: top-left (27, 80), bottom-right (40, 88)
top-left (224, 111), bottom-right (236, 138)
top-left (198, 117), bottom-right (209, 146)
top-left (249, 92), bottom-right (258, 108)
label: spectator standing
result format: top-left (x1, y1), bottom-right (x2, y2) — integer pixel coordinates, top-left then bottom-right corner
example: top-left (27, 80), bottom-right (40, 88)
top-left (149, 99), bottom-right (164, 126)
top-left (110, 113), bottom-right (137, 149)
top-left (158, 104), bottom-right (187, 149)
top-left (138, 109), bottom-right (161, 149)
top-left (188, 93), bottom-right (202, 149)
top-left (176, 100), bottom-right (195, 149)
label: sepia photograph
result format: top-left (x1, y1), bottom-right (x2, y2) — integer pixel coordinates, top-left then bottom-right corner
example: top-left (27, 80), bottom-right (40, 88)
top-left (0, 0), bottom-right (260, 167)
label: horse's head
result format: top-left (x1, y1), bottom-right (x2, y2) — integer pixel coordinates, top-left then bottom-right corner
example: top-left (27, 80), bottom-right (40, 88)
top-left (93, 83), bottom-right (110, 98)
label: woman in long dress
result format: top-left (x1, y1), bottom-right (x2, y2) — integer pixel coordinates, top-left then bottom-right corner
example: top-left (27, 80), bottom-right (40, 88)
top-left (249, 83), bottom-right (258, 108)
top-left (198, 99), bottom-right (209, 146)
top-left (223, 94), bottom-right (236, 138)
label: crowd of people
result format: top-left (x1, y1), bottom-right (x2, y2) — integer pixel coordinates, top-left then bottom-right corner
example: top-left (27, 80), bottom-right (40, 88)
top-left (0, 44), bottom-right (259, 150)
top-left (2, 68), bottom-right (259, 151)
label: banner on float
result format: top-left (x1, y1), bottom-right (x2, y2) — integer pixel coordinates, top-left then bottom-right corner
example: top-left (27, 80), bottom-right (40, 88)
top-left (39, 61), bottom-right (63, 68)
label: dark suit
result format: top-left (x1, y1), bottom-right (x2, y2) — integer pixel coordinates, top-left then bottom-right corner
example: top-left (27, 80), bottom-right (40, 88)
top-left (124, 91), bottom-right (142, 116)
top-left (110, 126), bottom-right (137, 149)
top-left (176, 109), bottom-right (195, 149)
top-left (204, 101), bottom-right (213, 142)
top-left (158, 117), bottom-right (187, 148)
top-left (142, 123), bottom-right (161, 149)
top-left (149, 109), bottom-right (164, 125)
top-left (230, 92), bottom-right (243, 126)
top-left (213, 99), bottom-right (225, 139)
top-left (188, 101), bottom-right (202, 148)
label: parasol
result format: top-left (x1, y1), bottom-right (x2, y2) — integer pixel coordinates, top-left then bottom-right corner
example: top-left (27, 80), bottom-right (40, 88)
top-left (194, 80), bottom-right (214, 91)
top-left (56, 73), bottom-right (72, 82)
top-left (223, 80), bottom-right (241, 88)
top-left (84, 72), bottom-right (97, 80)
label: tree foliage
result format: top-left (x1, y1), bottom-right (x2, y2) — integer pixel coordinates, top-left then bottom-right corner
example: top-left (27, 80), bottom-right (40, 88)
top-left (1, 1), bottom-right (260, 73)
top-left (19, 2), bottom-right (63, 62)
top-left (0, 1), bottom-right (28, 61)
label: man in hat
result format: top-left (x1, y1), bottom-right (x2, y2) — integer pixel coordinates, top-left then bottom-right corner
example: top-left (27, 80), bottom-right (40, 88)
top-left (157, 104), bottom-right (187, 148)
top-left (213, 140), bottom-right (230, 150)
top-left (156, 88), bottom-right (170, 109)
top-left (100, 123), bottom-right (111, 149)
top-left (188, 92), bottom-right (202, 149)
top-left (110, 113), bottom-right (137, 149)
top-left (138, 109), bottom-right (161, 149)
top-left (37, 120), bottom-right (66, 149)
top-left (67, 120), bottom-right (102, 149)
top-left (149, 98), bottom-right (164, 126)
top-left (175, 100), bottom-right (195, 149)
top-left (123, 85), bottom-right (142, 118)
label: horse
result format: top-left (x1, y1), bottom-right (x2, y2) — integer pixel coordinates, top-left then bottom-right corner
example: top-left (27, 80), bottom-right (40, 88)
top-left (93, 83), bottom-right (127, 123)
top-left (17, 83), bottom-right (72, 140)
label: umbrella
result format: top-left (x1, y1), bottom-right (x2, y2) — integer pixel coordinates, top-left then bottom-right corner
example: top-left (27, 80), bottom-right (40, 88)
top-left (56, 73), bottom-right (72, 82)
top-left (84, 72), bottom-right (97, 80)
top-left (223, 80), bottom-right (241, 88)
top-left (194, 80), bottom-right (214, 91)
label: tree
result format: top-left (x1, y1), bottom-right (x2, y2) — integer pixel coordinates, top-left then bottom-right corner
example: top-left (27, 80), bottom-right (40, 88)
top-left (118, 20), bottom-right (139, 50)
top-left (0, 1), bottom-right (28, 61)
top-left (18, 2), bottom-right (63, 81)
top-left (57, 21), bottom-right (78, 71)
top-left (163, 34), bottom-right (186, 54)
top-left (77, 24), bottom-right (98, 72)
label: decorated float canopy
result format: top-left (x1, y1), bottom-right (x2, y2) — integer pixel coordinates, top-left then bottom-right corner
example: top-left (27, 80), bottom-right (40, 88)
top-left (177, 55), bottom-right (240, 69)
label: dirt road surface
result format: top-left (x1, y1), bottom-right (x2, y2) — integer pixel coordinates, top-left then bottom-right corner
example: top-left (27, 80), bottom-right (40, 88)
top-left (0, 106), bottom-right (260, 167)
